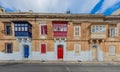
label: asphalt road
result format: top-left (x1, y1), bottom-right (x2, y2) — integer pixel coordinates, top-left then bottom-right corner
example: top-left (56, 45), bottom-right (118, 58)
top-left (0, 63), bottom-right (120, 72)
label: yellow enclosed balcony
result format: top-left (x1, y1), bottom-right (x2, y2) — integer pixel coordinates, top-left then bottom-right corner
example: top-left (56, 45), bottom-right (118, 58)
top-left (90, 25), bottom-right (106, 39)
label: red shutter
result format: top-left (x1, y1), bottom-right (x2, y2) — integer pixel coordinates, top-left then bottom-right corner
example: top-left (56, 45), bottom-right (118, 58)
top-left (41, 44), bottom-right (46, 53)
top-left (41, 25), bottom-right (47, 35)
top-left (41, 26), bottom-right (43, 35)
top-left (45, 25), bottom-right (47, 34)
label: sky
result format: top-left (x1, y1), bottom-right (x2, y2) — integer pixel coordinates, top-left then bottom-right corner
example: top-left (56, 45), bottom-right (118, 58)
top-left (0, 0), bottom-right (120, 15)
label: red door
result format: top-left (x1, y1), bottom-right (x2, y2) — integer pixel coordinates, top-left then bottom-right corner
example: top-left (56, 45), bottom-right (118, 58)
top-left (57, 45), bottom-right (63, 59)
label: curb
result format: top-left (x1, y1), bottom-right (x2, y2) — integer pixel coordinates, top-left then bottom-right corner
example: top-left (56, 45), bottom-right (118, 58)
top-left (0, 61), bottom-right (120, 65)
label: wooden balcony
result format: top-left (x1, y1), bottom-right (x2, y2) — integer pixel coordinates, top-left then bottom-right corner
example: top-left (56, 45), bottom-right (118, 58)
top-left (54, 31), bottom-right (67, 37)
top-left (15, 31), bottom-right (32, 38)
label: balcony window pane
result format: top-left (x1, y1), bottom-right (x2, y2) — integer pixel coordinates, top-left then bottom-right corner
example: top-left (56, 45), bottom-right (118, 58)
top-left (91, 25), bottom-right (106, 33)
top-left (22, 27), bottom-right (24, 31)
top-left (100, 26), bottom-right (102, 32)
top-left (96, 26), bottom-right (98, 32)
top-left (15, 27), bottom-right (18, 31)
top-left (25, 27), bottom-right (28, 31)
top-left (92, 26), bottom-right (95, 32)
top-left (25, 24), bottom-right (28, 26)
top-left (18, 24), bottom-right (20, 26)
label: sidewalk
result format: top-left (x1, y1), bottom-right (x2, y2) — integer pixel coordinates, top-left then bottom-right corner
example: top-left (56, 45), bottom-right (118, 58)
top-left (0, 60), bottom-right (120, 65)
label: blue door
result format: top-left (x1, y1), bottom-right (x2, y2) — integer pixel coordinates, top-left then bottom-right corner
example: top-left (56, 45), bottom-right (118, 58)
top-left (24, 45), bottom-right (29, 58)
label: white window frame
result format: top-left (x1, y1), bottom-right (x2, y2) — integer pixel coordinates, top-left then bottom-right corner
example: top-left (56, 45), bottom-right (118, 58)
top-left (109, 45), bottom-right (115, 55)
top-left (109, 27), bottom-right (118, 38)
top-left (74, 26), bottom-right (81, 37)
top-left (74, 44), bottom-right (81, 55)
top-left (40, 21), bottom-right (47, 38)
top-left (40, 24), bottom-right (47, 35)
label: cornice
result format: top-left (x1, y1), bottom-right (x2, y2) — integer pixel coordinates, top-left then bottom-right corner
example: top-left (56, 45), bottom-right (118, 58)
top-left (0, 12), bottom-right (120, 22)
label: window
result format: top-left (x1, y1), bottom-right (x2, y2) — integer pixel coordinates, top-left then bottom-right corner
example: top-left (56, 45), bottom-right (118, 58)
top-left (4, 23), bottom-right (12, 35)
top-left (53, 24), bottom-right (67, 32)
top-left (109, 45), bottom-right (115, 55)
top-left (92, 26), bottom-right (95, 32)
top-left (5, 43), bottom-right (13, 53)
top-left (14, 22), bottom-right (31, 32)
top-left (74, 26), bottom-right (80, 37)
top-left (41, 44), bottom-right (46, 54)
top-left (41, 25), bottom-right (47, 35)
top-left (96, 26), bottom-right (99, 32)
top-left (91, 25), bottom-right (106, 33)
top-left (100, 26), bottom-right (102, 32)
top-left (109, 27), bottom-right (118, 37)
top-left (103, 26), bottom-right (106, 32)
top-left (25, 27), bottom-right (28, 31)
top-left (74, 44), bottom-right (81, 55)
top-left (52, 21), bottom-right (68, 37)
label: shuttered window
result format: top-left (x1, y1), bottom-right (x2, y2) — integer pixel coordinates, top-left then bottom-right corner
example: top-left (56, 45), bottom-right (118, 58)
top-left (5, 43), bottom-right (13, 53)
top-left (109, 45), bottom-right (115, 55)
top-left (74, 26), bottom-right (81, 37)
top-left (41, 44), bottom-right (46, 54)
top-left (109, 27), bottom-right (118, 37)
top-left (4, 23), bottom-right (12, 35)
top-left (74, 44), bottom-right (81, 55)
top-left (41, 25), bottom-right (47, 35)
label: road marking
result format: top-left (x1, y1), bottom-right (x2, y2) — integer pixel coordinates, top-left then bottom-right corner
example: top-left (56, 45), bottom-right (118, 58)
top-left (66, 66), bottom-right (71, 72)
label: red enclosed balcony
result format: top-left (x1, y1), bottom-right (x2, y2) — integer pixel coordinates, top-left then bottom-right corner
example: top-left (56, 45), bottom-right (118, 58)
top-left (52, 21), bottom-right (68, 37)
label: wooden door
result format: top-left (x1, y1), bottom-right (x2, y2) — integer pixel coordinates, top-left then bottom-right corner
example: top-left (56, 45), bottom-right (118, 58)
top-left (24, 45), bottom-right (29, 58)
top-left (57, 45), bottom-right (63, 59)
top-left (92, 47), bottom-right (97, 61)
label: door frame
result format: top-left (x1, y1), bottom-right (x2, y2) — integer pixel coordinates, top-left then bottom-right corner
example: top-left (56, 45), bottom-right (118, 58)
top-left (54, 41), bottom-right (66, 60)
top-left (90, 44), bottom-right (99, 61)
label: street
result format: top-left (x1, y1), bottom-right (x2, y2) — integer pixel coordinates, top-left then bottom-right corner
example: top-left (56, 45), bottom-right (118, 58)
top-left (0, 63), bottom-right (120, 72)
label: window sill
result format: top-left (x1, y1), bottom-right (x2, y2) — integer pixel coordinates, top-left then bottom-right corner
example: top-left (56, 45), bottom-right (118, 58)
top-left (74, 36), bottom-right (81, 39)
top-left (109, 36), bottom-right (117, 38)
top-left (91, 32), bottom-right (106, 34)
top-left (74, 36), bottom-right (81, 37)
top-left (108, 55), bottom-right (116, 56)
top-left (41, 35), bottom-right (47, 39)
top-left (5, 34), bottom-right (12, 36)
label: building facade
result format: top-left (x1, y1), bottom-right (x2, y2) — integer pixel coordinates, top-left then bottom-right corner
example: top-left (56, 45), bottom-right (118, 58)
top-left (0, 10), bottom-right (120, 62)
top-left (112, 8), bottom-right (120, 15)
